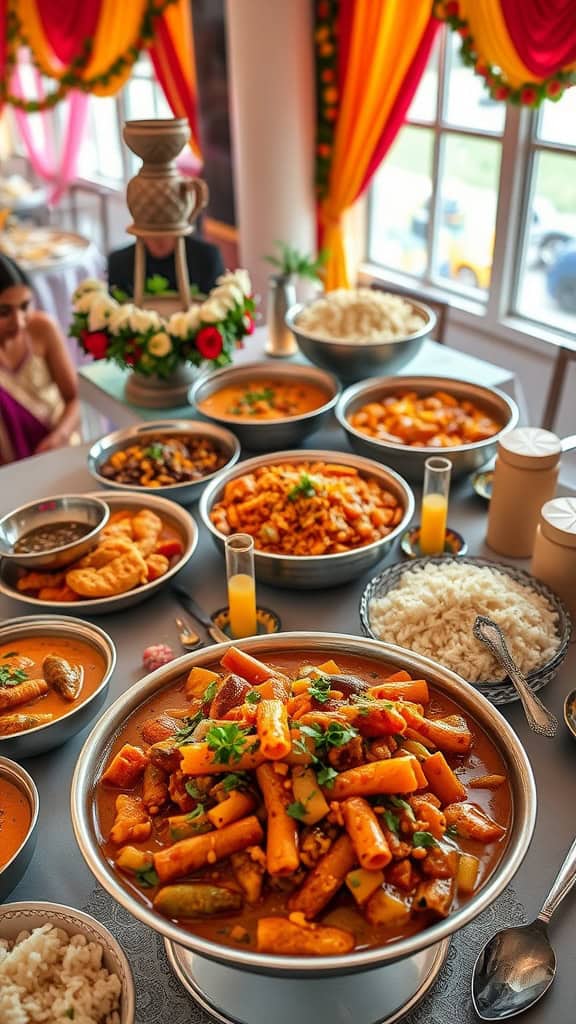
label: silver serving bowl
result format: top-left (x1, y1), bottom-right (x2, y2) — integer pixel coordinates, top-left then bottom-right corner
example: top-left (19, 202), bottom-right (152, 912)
top-left (285, 297), bottom-right (436, 385)
top-left (336, 375), bottom-right (520, 480)
top-left (189, 361), bottom-right (341, 452)
top-left (71, 632), bottom-right (536, 978)
top-left (87, 419), bottom-right (241, 506)
top-left (0, 615), bottom-right (116, 757)
top-left (0, 494), bottom-right (110, 570)
top-left (199, 449), bottom-right (415, 588)
top-left (0, 758), bottom-right (39, 900)
top-left (0, 490), bottom-right (198, 615)
top-left (360, 557), bottom-right (572, 706)
top-left (0, 901), bottom-right (135, 1023)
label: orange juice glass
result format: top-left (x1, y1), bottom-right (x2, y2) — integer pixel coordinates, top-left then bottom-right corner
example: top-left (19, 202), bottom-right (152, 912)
top-left (225, 533), bottom-right (257, 638)
top-left (419, 457), bottom-right (452, 556)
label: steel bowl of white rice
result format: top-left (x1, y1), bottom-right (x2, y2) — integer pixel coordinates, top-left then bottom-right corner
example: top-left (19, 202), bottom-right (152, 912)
top-left (360, 556), bottom-right (572, 705)
top-left (0, 902), bottom-right (135, 1024)
top-left (286, 289), bottom-right (436, 384)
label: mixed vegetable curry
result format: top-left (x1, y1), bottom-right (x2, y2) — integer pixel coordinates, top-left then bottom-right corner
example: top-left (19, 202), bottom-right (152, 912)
top-left (198, 379), bottom-right (331, 421)
top-left (348, 390), bottom-right (502, 448)
top-left (95, 646), bottom-right (511, 957)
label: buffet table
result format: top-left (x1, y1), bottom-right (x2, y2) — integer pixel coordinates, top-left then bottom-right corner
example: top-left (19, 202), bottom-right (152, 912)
top-left (2, 421), bottom-right (575, 1024)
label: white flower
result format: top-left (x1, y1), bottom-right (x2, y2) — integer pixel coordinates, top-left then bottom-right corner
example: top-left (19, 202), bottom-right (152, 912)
top-left (148, 331), bottom-right (173, 357)
top-left (107, 304), bottom-right (136, 335)
top-left (73, 292), bottom-right (97, 315)
top-left (217, 269), bottom-right (251, 297)
top-left (73, 278), bottom-right (107, 302)
top-left (129, 308), bottom-right (162, 334)
top-left (167, 312), bottom-right (189, 340)
top-left (211, 283), bottom-right (243, 309)
top-left (87, 295), bottom-right (118, 332)
top-left (200, 297), bottom-right (229, 323)
top-left (184, 305), bottom-right (202, 331)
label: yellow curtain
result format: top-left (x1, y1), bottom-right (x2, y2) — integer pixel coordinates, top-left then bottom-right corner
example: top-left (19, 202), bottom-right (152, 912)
top-left (320, 0), bottom-right (433, 290)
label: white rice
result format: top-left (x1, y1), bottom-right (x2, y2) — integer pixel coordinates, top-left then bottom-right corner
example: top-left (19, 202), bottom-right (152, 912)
top-left (296, 288), bottom-right (427, 342)
top-left (0, 925), bottom-right (122, 1024)
top-left (368, 561), bottom-right (560, 683)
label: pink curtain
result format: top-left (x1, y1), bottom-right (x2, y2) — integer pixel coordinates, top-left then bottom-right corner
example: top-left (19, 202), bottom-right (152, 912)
top-left (11, 66), bottom-right (89, 205)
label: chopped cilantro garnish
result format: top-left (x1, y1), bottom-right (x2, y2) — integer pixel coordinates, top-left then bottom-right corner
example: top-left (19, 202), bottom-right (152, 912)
top-left (349, 875), bottom-right (361, 888)
top-left (308, 675), bottom-right (331, 703)
top-left (389, 796), bottom-right (416, 820)
top-left (287, 472), bottom-right (318, 502)
top-left (205, 723), bottom-right (251, 764)
top-left (135, 866), bottom-right (159, 888)
top-left (412, 831), bottom-right (437, 849)
top-left (185, 779), bottom-right (204, 800)
top-left (174, 712), bottom-right (203, 746)
top-left (286, 800), bottom-right (309, 821)
top-left (202, 680), bottom-right (218, 705)
top-left (316, 763), bottom-right (338, 788)
top-left (383, 810), bottom-right (400, 834)
top-left (245, 690), bottom-right (261, 705)
top-left (0, 665), bottom-right (27, 687)
top-left (221, 772), bottom-right (248, 793)
top-left (299, 721), bottom-right (358, 754)
top-left (144, 443), bottom-right (165, 461)
top-left (186, 804), bottom-right (205, 820)
top-left (244, 387), bottom-right (275, 406)
top-left (446, 824), bottom-right (459, 838)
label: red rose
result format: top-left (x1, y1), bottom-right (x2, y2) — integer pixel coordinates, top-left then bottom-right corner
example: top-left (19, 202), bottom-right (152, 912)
top-left (124, 339), bottom-right (143, 367)
top-left (457, 26), bottom-right (470, 38)
top-left (81, 330), bottom-right (108, 360)
top-left (196, 325), bottom-right (224, 359)
top-left (546, 79), bottom-right (563, 98)
top-left (242, 313), bottom-right (255, 336)
top-left (520, 85), bottom-right (538, 105)
top-left (493, 85), bottom-right (510, 101)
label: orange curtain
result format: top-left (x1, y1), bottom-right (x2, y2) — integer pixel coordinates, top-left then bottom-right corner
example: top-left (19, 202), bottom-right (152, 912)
top-left (149, 0), bottom-right (201, 158)
top-left (319, 0), bottom-right (436, 290)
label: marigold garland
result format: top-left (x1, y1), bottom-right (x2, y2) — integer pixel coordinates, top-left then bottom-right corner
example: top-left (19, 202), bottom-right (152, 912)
top-left (314, 0), bottom-right (340, 200)
top-left (0, 0), bottom-right (177, 112)
top-left (434, 0), bottom-right (576, 107)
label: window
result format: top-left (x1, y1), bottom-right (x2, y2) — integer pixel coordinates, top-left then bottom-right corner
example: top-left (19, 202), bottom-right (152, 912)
top-left (367, 27), bottom-right (576, 341)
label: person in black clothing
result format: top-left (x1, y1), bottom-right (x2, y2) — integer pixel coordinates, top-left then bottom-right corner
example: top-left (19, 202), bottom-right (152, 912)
top-left (107, 234), bottom-right (225, 297)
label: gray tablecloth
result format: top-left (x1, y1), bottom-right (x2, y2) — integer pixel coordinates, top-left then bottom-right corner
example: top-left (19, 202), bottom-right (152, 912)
top-left (2, 432), bottom-right (575, 1024)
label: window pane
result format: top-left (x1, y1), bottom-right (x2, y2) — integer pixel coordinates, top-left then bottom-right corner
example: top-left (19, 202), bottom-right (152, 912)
top-left (124, 79), bottom-right (156, 121)
top-left (435, 134), bottom-right (501, 294)
top-left (537, 88), bottom-right (576, 147)
top-left (407, 35), bottom-right (439, 123)
top-left (368, 126), bottom-right (433, 275)
top-left (76, 98), bottom-right (123, 183)
top-left (443, 33), bottom-right (505, 134)
top-left (516, 151), bottom-right (576, 332)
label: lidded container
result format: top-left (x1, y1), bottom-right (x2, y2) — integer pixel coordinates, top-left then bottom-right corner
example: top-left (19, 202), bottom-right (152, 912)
top-left (486, 427), bottom-right (561, 558)
top-left (531, 497), bottom-right (576, 620)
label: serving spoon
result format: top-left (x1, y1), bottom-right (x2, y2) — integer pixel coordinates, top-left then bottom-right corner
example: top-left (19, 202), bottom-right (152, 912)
top-left (471, 835), bottom-right (576, 1019)
top-left (473, 616), bottom-right (559, 737)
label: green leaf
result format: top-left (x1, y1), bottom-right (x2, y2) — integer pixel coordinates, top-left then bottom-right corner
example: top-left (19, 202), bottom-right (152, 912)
top-left (186, 804), bottom-right (205, 820)
top-left (446, 823), bottom-right (459, 838)
top-left (221, 772), bottom-right (248, 793)
top-left (245, 690), bottom-right (261, 705)
top-left (135, 866), bottom-right (159, 888)
top-left (174, 712), bottom-right (204, 746)
top-left (298, 721), bottom-right (358, 756)
top-left (412, 831), bottom-right (437, 849)
top-left (202, 680), bottom-right (218, 705)
top-left (144, 443), bottom-right (165, 461)
top-left (389, 796), bottom-right (416, 820)
top-left (0, 665), bottom-right (27, 687)
top-left (185, 779), bottom-right (204, 800)
top-left (383, 810), bottom-right (400, 834)
top-left (287, 473), bottom-right (318, 502)
top-left (205, 723), bottom-right (251, 765)
top-left (110, 286), bottom-right (130, 302)
top-left (145, 274), bottom-right (171, 295)
top-left (308, 675), bottom-right (331, 704)
top-left (316, 763), bottom-right (338, 788)
top-left (286, 800), bottom-right (308, 822)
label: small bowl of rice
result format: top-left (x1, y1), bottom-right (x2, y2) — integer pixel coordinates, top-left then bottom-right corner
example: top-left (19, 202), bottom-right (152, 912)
top-left (0, 901), bottom-right (135, 1024)
top-left (359, 556), bottom-right (572, 705)
top-left (286, 288), bottom-right (436, 384)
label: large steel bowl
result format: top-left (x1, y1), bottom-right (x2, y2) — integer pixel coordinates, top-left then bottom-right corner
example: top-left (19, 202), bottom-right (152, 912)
top-left (0, 615), bottom-right (116, 758)
top-left (0, 494), bottom-right (110, 570)
top-left (71, 632), bottom-right (536, 978)
top-left (336, 375), bottom-right (520, 480)
top-left (0, 757), bottom-right (39, 900)
top-left (87, 419), bottom-right (241, 506)
top-left (189, 361), bottom-right (341, 452)
top-left (0, 490), bottom-right (198, 615)
top-left (286, 297), bottom-right (436, 385)
top-left (199, 449), bottom-right (415, 588)
top-left (1, 901), bottom-right (135, 1023)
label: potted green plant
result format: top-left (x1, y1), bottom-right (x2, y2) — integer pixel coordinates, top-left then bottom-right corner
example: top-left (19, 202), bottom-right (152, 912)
top-left (264, 242), bottom-right (327, 357)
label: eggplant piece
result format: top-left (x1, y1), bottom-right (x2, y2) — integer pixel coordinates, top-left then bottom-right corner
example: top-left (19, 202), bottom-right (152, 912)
top-left (43, 655), bottom-right (83, 701)
top-left (153, 883), bottom-right (243, 918)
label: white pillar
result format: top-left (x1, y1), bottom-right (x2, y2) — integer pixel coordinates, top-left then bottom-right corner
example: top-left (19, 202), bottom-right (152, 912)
top-left (225, 0), bottom-right (317, 300)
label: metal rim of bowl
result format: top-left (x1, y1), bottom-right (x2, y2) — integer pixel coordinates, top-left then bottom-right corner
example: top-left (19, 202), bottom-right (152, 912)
top-left (71, 630), bottom-right (536, 977)
top-left (188, 360), bottom-right (342, 427)
top-left (198, 448), bottom-right (415, 568)
top-left (0, 490), bottom-right (199, 612)
top-left (0, 757), bottom-right (39, 870)
top-left (0, 614), bottom-right (117, 740)
top-left (359, 555), bottom-right (573, 692)
top-left (0, 494), bottom-right (111, 565)
top-left (335, 376), bottom-right (520, 459)
top-left (87, 419), bottom-right (241, 496)
top-left (285, 297), bottom-right (436, 346)
top-left (0, 900), bottom-right (135, 1023)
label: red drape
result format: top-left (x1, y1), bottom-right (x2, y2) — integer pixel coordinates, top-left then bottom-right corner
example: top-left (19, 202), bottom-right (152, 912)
top-left (149, 16), bottom-right (200, 150)
top-left (36, 0), bottom-right (100, 66)
top-left (500, 0), bottom-right (576, 78)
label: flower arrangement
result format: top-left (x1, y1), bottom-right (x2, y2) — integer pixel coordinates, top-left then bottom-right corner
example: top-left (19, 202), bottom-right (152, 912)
top-left (70, 270), bottom-right (256, 378)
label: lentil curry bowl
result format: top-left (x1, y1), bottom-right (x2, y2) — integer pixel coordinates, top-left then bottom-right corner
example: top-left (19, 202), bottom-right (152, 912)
top-left (78, 637), bottom-right (530, 964)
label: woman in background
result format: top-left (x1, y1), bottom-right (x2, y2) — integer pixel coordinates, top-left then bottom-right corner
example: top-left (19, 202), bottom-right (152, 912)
top-left (0, 254), bottom-right (80, 463)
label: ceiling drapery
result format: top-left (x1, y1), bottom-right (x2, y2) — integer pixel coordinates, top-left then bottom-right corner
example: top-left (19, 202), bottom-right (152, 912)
top-left (435, 0), bottom-right (576, 104)
top-left (0, 0), bottom-right (201, 154)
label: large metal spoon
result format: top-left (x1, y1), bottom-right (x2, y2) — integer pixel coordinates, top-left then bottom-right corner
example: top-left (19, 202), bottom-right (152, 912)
top-left (473, 616), bottom-right (559, 737)
top-left (471, 835), bottom-right (576, 1019)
